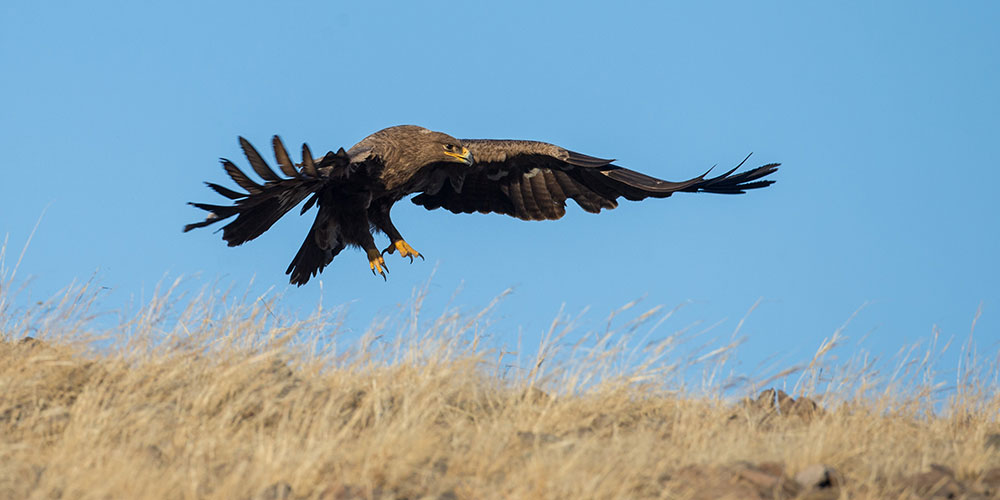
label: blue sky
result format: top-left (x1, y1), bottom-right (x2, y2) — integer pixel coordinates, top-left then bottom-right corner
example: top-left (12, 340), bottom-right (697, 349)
top-left (2, 1), bottom-right (997, 385)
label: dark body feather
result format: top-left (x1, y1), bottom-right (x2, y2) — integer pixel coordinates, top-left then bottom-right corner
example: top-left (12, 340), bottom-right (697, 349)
top-left (185, 126), bottom-right (779, 285)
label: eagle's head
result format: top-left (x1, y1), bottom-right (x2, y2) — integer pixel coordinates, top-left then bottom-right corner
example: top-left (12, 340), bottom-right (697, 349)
top-left (440, 140), bottom-right (473, 166)
top-left (417, 128), bottom-right (473, 167)
top-left (374, 125), bottom-right (474, 168)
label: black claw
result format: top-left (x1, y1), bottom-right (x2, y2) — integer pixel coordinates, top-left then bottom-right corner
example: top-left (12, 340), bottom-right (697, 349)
top-left (407, 255), bottom-right (414, 264)
top-left (418, 254), bottom-right (425, 261)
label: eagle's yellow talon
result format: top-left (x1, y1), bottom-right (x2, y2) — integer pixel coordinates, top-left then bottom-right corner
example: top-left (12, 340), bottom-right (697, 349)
top-left (382, 240), bottom-right (423, 263)
top-left (366, 249), bottom-right (388, 280)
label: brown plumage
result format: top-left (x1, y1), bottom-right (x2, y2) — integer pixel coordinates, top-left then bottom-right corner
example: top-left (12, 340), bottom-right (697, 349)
top-left (185, 125), bottom-right (779, 285)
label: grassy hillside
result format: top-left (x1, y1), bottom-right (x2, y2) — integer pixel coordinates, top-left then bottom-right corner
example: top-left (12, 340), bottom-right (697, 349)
top-left (1, 279), bottom-right (998, 499)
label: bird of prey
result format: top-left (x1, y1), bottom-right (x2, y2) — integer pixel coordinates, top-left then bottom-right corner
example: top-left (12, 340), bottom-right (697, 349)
top-left (185, 125), bottom-right (778, 285)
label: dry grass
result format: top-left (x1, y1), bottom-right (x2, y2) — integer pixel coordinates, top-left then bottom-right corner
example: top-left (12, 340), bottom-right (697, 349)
top-left (1, 272), bottom-right (999, 499)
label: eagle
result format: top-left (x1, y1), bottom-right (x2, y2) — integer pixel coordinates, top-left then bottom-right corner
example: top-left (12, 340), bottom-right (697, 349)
top-left (184, 125), bottom-right (778, 285)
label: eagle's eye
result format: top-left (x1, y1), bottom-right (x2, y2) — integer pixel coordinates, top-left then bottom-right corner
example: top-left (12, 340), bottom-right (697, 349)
top-left (444, 144), bottom-right (456, 152)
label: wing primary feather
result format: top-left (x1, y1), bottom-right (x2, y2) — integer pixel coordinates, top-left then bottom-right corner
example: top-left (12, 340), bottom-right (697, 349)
top-left (272, 136), bottom-right (299, 177)
top-left (183, 218), bottom-right (223, 232)
top-left (701, 164), bottom-right (741, 184)
top-left (553, 170), bottom-right (612, 213)
top-left (690, 163), bottom-right (779, 194)
top-left (189, 202), bottom-right (237, 215)
top-left (587, 169), bottom-right (654, 201)
top-left (205, 182), bottom-right (245, 200)
top-left (239, 136), bottom-right (282, 182)
top-left (601, 167), bottom-right (705, 194)
top-left (734, 152), bottom-right (752, 169)
top-left (300, 193), bottom-right (318, 214)
top-left (734, 179), bottom-right (775, 191)
top-left (300, 143), bottom-right (319, 178)
top-left (222, 159), bottom-right (263, 193)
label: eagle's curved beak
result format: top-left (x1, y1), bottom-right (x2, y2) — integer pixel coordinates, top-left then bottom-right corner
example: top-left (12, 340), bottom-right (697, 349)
top-left (444, 147), bottom-right (474, 165)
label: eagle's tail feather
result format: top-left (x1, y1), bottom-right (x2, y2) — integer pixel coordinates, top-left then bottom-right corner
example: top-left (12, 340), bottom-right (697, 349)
top-left (285, 211), bottom-right (345, 287)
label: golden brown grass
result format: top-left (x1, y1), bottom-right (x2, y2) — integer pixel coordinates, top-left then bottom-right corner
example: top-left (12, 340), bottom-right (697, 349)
top-left (1, 275), bottom-right (999, 499)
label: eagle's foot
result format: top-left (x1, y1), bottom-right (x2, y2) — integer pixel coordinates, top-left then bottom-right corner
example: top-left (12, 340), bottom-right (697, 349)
top-left (366, 248), bottom-right (388, 280)
top-left (381, 239), bottom-right (424, 263)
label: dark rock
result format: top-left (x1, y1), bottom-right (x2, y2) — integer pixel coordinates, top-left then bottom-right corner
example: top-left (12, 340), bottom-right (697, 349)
top-left (905, 465), bottom-right (966, 499)
top-left (977, 467), bottom-right (1000, 496)
top-left (256, 481), bottom-right (293, 500)
top-left (795, 463), bottom-right (839, 490)
top-left (317, 485), bottom-right (359, 500)
top-left (734, 389), bottom-right (825, 426)
top-left (522, 387), bottom-right (551, 403)
top-left (144, 445), bottom-right (166, 467)
top-left (985, 433), bottom-right (1000, 451)
top-left (775, 390), bottom-right (795, 414)
top-left (751, 388), bottom-right (783, 412)
top-left (733, 462), bottom-right (785, 490)
top-left (662, 462), bottom-right (802, 500)
top-left (788, 397), bottom-right (823, 422)
top-left (516, 430), bottom-right (559, 445)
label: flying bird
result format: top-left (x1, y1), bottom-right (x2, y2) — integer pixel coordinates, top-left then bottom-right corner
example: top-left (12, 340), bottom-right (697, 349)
top-left (185, 125), bottom-right (778, 285)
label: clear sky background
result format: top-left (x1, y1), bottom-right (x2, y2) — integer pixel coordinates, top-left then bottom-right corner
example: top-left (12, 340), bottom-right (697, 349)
top-left (2, 1), bottom-right (997, 387)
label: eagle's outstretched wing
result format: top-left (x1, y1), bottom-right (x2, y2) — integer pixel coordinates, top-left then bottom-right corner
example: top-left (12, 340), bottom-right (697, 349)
top-left (183, 136), bottom-right (350, 247)
top-left (411, 139), bottom-right (779, 221)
